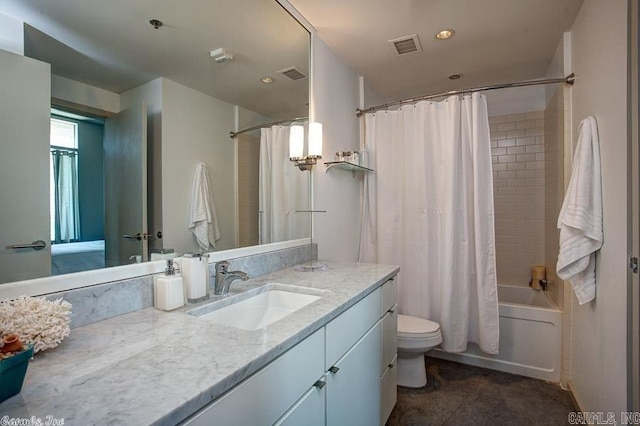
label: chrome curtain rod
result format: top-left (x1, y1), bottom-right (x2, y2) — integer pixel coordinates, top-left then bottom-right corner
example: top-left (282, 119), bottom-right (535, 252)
top-left (229, 116), bottom-right (309, 139)
top-left (356, 73), bottom-right (575, 117)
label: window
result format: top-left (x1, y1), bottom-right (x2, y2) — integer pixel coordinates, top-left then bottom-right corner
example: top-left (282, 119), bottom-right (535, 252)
top-left (50, 117), bottom-right (80, 243)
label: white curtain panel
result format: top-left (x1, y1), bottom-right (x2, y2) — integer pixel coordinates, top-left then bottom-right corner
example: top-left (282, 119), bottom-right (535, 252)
top-left (52, 150), bottom-right (80, 243)
top-left (259, 126), bottom-right (309, 244)
top-left (359, 93), bottom-right (499, 354)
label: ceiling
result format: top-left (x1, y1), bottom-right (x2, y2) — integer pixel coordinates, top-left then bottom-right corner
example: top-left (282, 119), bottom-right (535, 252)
top-left (0, 0), bottom-right (310, 120)
top-left (289, 0), bottom-right (584, 104)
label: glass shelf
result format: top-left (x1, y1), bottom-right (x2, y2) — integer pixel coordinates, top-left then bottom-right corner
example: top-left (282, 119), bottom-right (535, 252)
top-left (324, 161), bottom-right (374, 173)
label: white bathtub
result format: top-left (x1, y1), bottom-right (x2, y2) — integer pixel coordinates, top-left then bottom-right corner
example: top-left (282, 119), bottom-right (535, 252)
top-left (430, 284), bottom-right (562, 382)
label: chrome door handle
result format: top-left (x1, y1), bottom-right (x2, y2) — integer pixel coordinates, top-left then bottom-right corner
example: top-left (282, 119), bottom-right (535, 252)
top-left (123, 233), bottom-right (142, 241)
top-left (10, 240), bottom-right (47, 250)
top-left (124, 233), bottom-right (153, 241)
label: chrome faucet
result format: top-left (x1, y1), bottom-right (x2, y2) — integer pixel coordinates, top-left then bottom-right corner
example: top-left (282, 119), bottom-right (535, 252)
top-left (214, 260), bottom-right (249, 295)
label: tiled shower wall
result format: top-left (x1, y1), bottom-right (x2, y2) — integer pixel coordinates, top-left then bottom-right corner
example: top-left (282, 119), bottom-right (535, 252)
top-left (490, 94), bottom-right (572, 388)
top-left (490, 111), bottom-right (546, 285)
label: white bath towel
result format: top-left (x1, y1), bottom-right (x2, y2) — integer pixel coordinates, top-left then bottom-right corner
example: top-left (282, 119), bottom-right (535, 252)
top-left (556, 116), bottom-right (603, 305)
top-left (189, 162), bottom-right (221, 252)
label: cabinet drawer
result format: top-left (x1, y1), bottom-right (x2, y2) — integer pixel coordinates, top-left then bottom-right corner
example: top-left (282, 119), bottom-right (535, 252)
top-left (380, 354), bottom-right (398, 426)
top-left (380, 304), bottom-right (397, 375)
top-left (325, 287), bottom-right (381, 369)
top-left (185, 328), bottom-right (324, 426)
top-left (381, 277), bottom-right (397, 314)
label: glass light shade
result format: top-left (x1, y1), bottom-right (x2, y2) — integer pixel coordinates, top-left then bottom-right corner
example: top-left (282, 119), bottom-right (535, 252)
top-left (308, 122), bottom-right (323, 157)
top-left (289, 125), bottom-right (304, 159)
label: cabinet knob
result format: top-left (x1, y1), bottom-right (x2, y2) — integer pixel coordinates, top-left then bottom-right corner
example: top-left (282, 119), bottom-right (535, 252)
top-left (313, 379), bottom-right (326, 389)
top-left (328, 366), bottom-right (340, 374)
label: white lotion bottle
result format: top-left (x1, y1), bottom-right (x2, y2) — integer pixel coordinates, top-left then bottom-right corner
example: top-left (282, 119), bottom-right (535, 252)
top-left (154, 259), bottom-right (185, 311)
top-left (182, 253), bottom-right (209, 303)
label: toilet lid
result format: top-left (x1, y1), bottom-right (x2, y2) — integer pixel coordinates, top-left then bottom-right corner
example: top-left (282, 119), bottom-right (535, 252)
top-left (397, 314), bottom-right (440, 338)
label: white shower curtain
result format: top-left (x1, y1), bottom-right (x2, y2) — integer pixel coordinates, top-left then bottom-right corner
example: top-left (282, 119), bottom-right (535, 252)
top-left (259, 126), bottom-right (309, 244)
top-left (359, 93), bottom-right (499, 354)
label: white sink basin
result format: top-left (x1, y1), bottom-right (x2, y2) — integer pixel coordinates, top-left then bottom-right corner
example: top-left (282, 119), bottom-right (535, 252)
top-left (191, 285), bottom-right (325, 330)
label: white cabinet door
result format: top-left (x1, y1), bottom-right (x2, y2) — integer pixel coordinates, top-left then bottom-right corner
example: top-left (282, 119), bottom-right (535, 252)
top-left (274, 377), bottom-right (326, 426)
top-left (380, 354), bottom-right (398, 425)
top-left (185, 328), bottom-right (324, 426)
top-left (380, 305), bottom-right (398, 425)
top-left (326, 321), bottom-right (382, 426)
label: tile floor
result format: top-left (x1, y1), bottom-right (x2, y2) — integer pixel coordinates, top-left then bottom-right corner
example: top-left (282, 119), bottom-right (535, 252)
top-left (387, 356), bottom-right (576, 426)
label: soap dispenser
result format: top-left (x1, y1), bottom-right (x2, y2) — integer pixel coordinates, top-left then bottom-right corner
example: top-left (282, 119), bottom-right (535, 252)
top-left (154, 259), bottom-right (185, 311)
top-left (182, 253), bottom-right (210, 303)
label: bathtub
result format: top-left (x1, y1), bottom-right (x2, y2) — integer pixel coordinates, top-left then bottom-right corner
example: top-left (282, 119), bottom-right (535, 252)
top-left (430, 284), bottom-right (562, 382)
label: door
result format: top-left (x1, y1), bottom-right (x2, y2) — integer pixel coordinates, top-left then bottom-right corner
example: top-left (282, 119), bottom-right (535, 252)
top-left (0, 50), bottom-right (51, 283)
top-left (104, 104), bottom-right (148, 267)
top-left (630, 0), bottom-right (640, 412)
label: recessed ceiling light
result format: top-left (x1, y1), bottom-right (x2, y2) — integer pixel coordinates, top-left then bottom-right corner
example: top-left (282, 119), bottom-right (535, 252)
top-left (448, 73), bottom-right (463, 80)
top-left (261, 77), bottom-right (274, 84)
top-left (435, 29), bottom-right (455, 40)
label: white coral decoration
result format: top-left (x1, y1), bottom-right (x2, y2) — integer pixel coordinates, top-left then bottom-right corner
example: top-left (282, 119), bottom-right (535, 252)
top-left (0, 296), bottom-right (72, 353)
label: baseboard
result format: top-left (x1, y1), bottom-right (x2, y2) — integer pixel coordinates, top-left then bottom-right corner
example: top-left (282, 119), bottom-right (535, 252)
top-left (567, 380), bottom-right (585, 412)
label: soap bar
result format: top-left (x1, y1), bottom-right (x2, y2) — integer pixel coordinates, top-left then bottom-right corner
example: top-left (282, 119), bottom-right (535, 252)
top-left (154, 275), bottom-right (184, 311)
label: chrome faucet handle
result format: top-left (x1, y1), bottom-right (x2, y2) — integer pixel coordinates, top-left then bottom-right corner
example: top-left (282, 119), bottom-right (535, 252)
top-left (215, 260), bottom-right (230, 273)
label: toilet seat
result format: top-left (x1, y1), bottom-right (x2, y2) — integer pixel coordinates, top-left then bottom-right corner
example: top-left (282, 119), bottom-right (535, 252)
top-left (398, 314), bottom-right (441, 339)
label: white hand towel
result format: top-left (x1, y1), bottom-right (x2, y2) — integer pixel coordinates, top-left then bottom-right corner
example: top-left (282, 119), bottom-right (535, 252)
top-left (189, 162), bottom-right (221, 252)
top-left (556, 116), bottom-right (603, 305)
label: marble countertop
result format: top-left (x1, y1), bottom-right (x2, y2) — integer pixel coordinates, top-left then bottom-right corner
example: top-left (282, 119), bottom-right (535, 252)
top-left (0, 261), bottom-right (399, 425)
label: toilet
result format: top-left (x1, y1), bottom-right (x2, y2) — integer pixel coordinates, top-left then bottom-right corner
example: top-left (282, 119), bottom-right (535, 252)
top-left (397, 314), bottom-right (443, 388)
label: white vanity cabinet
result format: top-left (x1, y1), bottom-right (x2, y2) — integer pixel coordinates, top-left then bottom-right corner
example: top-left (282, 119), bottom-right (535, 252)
top-left (185, 328), bottom-right (325, 426)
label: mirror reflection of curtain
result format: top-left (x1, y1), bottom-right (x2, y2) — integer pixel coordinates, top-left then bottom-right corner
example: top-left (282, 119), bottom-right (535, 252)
top-left (259, 126), bottom-right (309, 244)
top-left (51, 149), bottom-right (80, 243)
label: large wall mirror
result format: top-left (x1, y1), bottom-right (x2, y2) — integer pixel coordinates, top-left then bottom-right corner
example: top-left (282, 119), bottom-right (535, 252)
top-left (0, 0), bottom-right (310, 285)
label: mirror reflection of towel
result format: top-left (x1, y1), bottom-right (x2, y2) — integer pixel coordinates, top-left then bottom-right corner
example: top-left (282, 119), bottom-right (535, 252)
top-left (189, 162), bottom-right (221, 251)
top-left (556, 116), bottom-right (602, 305)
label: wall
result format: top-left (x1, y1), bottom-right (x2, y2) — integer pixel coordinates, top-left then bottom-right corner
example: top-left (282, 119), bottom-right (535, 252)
top-left (489, 111), bottom-right (546, 285)
top-left (0, 12), bottom-right (23, 55)
top-left (52, 75), bottom-right (120, 114)
top-left (161, 78), bottom-right (237, 254)
top-left (485, 86), bottom-right (546, 117)
top-left (76, 119), bottom-right (105, 241)
top-left (568, 0), bottom-right (628, 412)
top-left (312, 35), bottom-right (362, 262)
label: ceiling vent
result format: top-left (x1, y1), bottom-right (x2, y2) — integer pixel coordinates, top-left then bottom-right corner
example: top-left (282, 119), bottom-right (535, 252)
top-left (388, 34), bottom-right (422, 56)
top-left (278, 66), bottom-right (307, 81)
